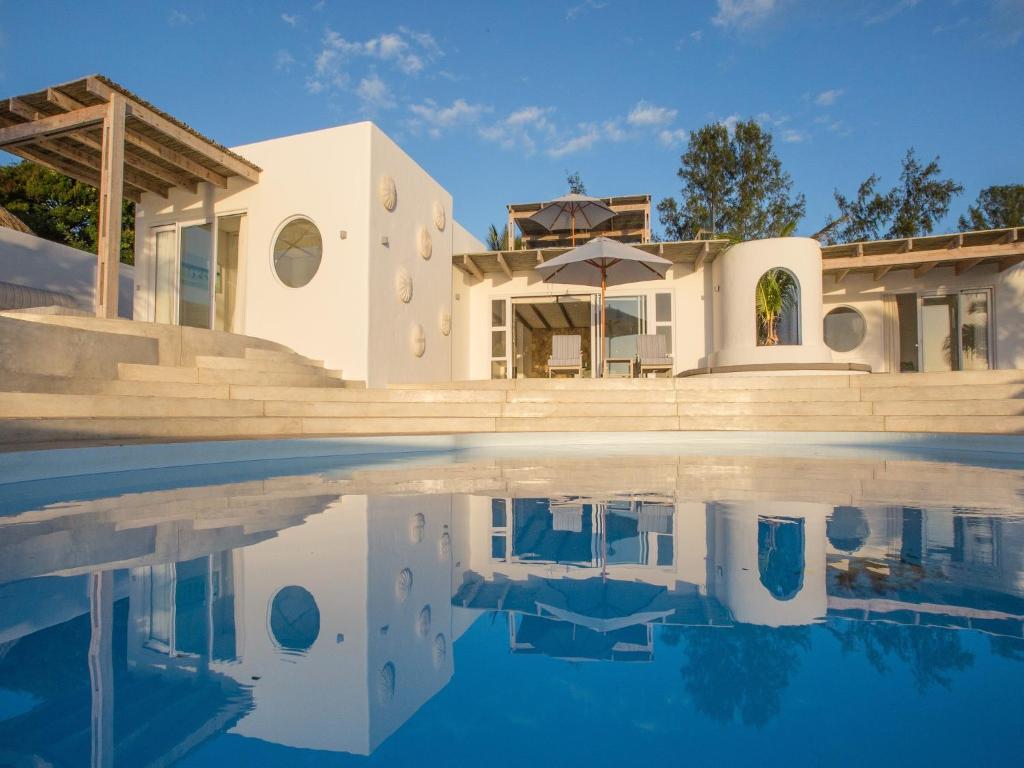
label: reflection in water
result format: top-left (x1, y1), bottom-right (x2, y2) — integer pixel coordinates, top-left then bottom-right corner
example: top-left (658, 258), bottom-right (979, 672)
top-left (0, 452), bottom-right (1022, 764)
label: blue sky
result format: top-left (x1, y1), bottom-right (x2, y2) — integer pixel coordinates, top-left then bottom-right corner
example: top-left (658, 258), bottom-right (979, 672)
top-left (1, 0), bottom-right (1022, 241)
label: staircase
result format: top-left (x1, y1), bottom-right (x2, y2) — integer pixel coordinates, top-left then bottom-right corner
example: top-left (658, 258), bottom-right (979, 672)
top-left (1, 312), bottom-right (1022, 446)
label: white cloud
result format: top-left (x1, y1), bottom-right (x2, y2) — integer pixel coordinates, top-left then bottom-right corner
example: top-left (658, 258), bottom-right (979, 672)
top-left (781, 129), bottom-right (808, 143)
top-left (168, 9), bottom-right (194, 25)
top-left (306, 27), bottom-right (442, 93)
top-left (281, 13), bottom-right (298, 26)
top-left (547, 124), bottom-right (601, 158)
top-left (691, 29), bottom-right (704, 42)
top-left (719, 114), bottom-right (740, 133)
top-left (814, 88), bottom-right (843, 107)
top-left (357, 74), bottom-right (395, 110)
top-left (409, 98), bottom-right (489, 138)
top-left (865, 0), bottom-right (920, 26)
top-left (566, 0), bottom-right (608, 22)
top-left (274, 49), bottom-right (295, 72)
top-left (480, 106), bottom-right (554, 155)
top-left (712, 0), bottom-right (778, 29)
top-left (627, 100), bottom-right (678, 127)
top-left (659, 128), bottom-right (688, 147)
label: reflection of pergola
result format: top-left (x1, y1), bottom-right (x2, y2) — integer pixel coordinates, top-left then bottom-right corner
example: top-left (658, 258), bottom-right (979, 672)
top-left (0, 75), bottom-right (261, 317)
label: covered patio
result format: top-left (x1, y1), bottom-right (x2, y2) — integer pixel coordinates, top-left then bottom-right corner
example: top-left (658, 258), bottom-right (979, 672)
top-left (0, 75), bottom-right (261, 318)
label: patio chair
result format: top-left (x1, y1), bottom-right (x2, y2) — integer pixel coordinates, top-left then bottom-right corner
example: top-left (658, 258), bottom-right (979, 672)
top-left (603, 334), bottom-right (637, 378)
top-left (637, 334), bottom-right (673, 377)
top-left (547, 334), bottom-right (583, 378)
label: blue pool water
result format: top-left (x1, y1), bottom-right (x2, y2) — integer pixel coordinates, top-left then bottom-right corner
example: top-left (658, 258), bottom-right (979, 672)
top-left (1, 442), bottom-right (1022, 766)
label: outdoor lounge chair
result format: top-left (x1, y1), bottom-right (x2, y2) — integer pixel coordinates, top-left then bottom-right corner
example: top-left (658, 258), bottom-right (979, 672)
top-left (547, 334), bottom-right (583, 378)
top-left (636, 334), bottom-right (672, 377)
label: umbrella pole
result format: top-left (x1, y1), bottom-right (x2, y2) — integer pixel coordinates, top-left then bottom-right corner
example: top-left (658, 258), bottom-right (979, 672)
top-left (600, 267), bottom-right (606, 378)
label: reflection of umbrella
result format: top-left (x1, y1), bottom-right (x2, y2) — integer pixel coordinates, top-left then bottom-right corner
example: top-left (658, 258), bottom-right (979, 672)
top-left (536, 237), bottom-right (671, 372)
top-left (530, 193), bottom-right (614, 245)
top-left (537, 576), bottom-right (668, 631)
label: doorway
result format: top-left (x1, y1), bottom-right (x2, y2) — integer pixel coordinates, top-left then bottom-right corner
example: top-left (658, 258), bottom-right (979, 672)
top-left (886, 290), bottom-right (992, 372)
top-left (511, 295), bottom-right (595, 378)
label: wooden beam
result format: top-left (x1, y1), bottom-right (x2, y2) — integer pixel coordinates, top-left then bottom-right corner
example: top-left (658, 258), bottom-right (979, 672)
top-left (96, 93), bottom-right (126, 319)
top-left (695, 241), bottom-right (709, 271)
top-left (955, 257), bottom-right (985, 276)
top-left (67, 130), bottom-right (196, 192)
top-left (556, 300), bottom-right (574, 329)
top-left (47, 87), bottom-right (229, 189)
top-left (495, 252), bottom-right (513, 279)
top-left (834, 268), bottom-right (850, 284)
top-left (32, 137), bottom-right (169, 198)
top-left (948, 233), bottom-right (963, 250)
top-left (7, 97), bottom-right (45, 121)
top-left (9, 142), bottom-right (141, 203)
top-left (873, 265), bottom-right (893, 281)
top-left (822, 242), bottom-right (1023, 271)
top-left (85, 77), bottom-right (259, 183)
top-left (1002, 228), bottom-right (1019, 244)
top-left (462, 254), bottom-right (484, 281)
top-left (0, 103), bottom-right (107, 147)
top-left (914, 261), bottom-right (938, 278)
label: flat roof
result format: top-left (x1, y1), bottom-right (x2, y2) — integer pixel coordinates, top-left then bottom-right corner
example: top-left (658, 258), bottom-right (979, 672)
top-left (0, 75), bottom-right (261, 202)
top-left (455, 227), bottom-right (1023, 281)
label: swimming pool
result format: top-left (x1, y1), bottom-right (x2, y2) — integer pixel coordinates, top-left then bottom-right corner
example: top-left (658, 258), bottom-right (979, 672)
top-left (1, 435), bottom-right (1022, 766)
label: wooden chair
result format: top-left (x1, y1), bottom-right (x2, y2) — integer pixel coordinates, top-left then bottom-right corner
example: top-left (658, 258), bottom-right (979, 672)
top-left (637, 334), bottom-right (672, 377)
top-left (547, 334), bottom-right (583, 377)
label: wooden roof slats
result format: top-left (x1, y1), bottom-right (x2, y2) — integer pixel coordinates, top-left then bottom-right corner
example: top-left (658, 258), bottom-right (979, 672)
top-left (0, 74), bottom-right (259, 196)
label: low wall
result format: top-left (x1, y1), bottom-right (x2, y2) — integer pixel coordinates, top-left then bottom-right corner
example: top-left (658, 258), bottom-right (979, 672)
top-left (0, 227), bottom-right (133, 318)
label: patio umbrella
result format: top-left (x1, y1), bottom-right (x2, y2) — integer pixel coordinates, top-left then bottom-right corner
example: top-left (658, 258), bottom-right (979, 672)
top-left (530, 193), bottom-right (615, 245)
top-left (536, 237), bottom-right (671, 371)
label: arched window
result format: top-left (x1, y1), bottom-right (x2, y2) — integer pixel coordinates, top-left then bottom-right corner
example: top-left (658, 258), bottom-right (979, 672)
top-left (757, 516), bottom-right (805, 601)
top-left (755, 268), bottom-right (801, 346)
top-left (827, 506), bottom-right (869, 553)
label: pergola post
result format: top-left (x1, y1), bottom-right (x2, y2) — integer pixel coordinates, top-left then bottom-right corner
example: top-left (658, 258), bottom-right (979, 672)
top-left (96, 93), bottom-right (126, 318)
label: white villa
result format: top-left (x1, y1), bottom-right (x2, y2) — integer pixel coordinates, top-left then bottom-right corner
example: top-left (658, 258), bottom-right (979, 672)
top-left (1, 76), bottom-right (1022, 389)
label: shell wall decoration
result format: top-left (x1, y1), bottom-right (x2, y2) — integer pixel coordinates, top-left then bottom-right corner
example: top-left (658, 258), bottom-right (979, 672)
top-left (418, 227), bottom-right (433, 260)
top-left (379, 175), bottom-right (397, 211)
top-left (396, 268), bottom-right (413, 303)
top-left (432, 201), bottom-right (446, 232)
top-left (439, 308), bottom-right (452, 337)
top-left (410, 323), bottom-right (426, 358)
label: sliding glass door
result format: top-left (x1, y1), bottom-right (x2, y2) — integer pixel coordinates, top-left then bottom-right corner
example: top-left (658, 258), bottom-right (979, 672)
top-left (921, 295), bottom-right (958, 372)
top-left (891, 290), bottom-right (993, 372)
top-left (179, 223), bottom-right (213, 329)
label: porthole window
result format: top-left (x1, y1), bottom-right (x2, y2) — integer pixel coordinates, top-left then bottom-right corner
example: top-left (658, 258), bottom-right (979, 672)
top-left (824, 306), bottom-right (866, 352)
top-left (273, 217), bottom-right (322, 288)
top-left (269, 585), bottom-right (320, 652)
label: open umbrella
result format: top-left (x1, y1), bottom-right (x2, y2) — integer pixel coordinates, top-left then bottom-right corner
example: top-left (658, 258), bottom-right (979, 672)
top-left (536, 237), bottom-right (671, 373)
top-left (529, 193), bottom-right (615, 246)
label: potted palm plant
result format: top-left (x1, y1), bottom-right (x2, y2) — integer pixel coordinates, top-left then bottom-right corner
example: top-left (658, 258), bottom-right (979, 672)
top-left (756, 268), bottom-right (798, 345)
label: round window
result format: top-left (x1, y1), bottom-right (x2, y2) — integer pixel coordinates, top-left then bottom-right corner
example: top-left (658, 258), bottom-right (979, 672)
top-left (269, 585), bottom-right (320, 652)
top-left (823, 306), bottom-right (866, 352)
top-left (273, 218), bottom-right (322, 288)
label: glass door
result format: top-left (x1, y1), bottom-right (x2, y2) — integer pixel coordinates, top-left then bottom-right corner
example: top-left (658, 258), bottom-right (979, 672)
top-left (603, 295), bottom-right (645, 376)
top-left (959, 289), bottom-right (992, 370)
top-left (152, 226), bottom-right (177, 324)
top-left (179, 222), bottom-right (213, 329)
top-left (920, 295), bottom-right (958, 371)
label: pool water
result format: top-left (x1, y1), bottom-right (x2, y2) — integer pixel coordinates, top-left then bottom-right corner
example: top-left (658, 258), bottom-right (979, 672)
top-left (1, 447), bottom-right (1022, 766)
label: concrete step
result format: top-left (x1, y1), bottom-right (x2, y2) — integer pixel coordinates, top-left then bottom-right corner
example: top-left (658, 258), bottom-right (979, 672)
top-left (118, 363), bottom-right (348, 388)
top-left (675, 388), bottom-right (862, 403)
top-left (502, 402), bottom-right (678, 418)
top-left (194, 355), bottom-right (342, 378)
top-left (0, 417), bottom-right (304, 442)
top-left (853, 370), bottom-right (1024, 388)
top-left (300, 417), bottom-right (497, 435)
top-left (507, 390), bottom-right (677, 404)
top-left (872, 400), bottom-right (1024, 416)
top-left (243, 347), bottom-right (325, 367)
top-left (0, 373), bottom-right (231, 399)
top-left (495, 416), bottom-right (677, 432)
top-left (229, 386), bottom-right (506, 403)
top-left (0, 392), bottom-right (263, 419)
top-left (860, 384), bottom-right (1024, 401)
top-left (264, 400), bottom-right (503, 418)
top-left (677, 401), bottom-right (874, 417)
top-left (674, 375), bottom-right (859, 390)
top-left (678, 415), bottom-right (887, 431)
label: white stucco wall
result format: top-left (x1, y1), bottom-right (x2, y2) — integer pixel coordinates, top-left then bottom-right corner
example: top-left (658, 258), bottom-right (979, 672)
top-left (365, 126), bottom-right (454, 387)
top-left (710, 237), bottom-right (833, 368)
top-left (0, 227), bottom-right (133, 317)
top-left (823, 261), bottom-right (1024, 371)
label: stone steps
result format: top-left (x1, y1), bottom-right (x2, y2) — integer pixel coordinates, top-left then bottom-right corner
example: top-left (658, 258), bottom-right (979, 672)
top-left (117, 362), bottom-right (349, 388)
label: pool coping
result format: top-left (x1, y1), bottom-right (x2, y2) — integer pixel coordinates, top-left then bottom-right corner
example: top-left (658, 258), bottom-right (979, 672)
top-left (1, 431), bottom-right (1022, 485)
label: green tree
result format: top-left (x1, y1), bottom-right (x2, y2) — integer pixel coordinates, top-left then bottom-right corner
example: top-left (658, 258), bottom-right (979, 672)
top-left (565, 170), bottom-right (586, 195)
top-left (658, 120), bottom-right (805, 241)
top-left (826, 149), bottom-right (962, 244)
top-left (485, 223), bottom-right (520, 251)
top-left (958, 184), bottom-right (1024, 231)
top-left (0, 161), bottom-right (135, 264)
top-left (755, 268), bottom-right (798, 346)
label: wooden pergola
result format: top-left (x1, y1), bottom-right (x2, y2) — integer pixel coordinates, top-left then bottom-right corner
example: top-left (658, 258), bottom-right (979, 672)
top-left (0, 75), bottom-right (261, 318)
top-left (507, 194), bottom-right (651, 250)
